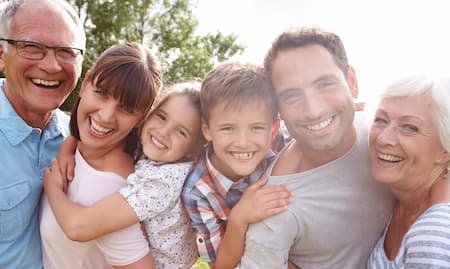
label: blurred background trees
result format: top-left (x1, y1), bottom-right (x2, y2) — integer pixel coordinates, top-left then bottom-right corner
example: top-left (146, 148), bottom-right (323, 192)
top-left (61, 0), bottom-right (244, 110)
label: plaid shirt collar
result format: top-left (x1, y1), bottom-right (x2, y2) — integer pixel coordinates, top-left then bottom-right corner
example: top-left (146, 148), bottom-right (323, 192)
top-left (204, 146), bottom-right (271, 198)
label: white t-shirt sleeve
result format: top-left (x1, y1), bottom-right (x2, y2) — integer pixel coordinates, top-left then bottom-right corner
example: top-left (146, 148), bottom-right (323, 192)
top-left (239, 210), bottom-right (298, 269)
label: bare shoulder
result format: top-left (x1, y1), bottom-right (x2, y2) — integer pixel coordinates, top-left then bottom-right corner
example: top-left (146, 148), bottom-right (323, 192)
top-left (104, 151), bottom-right (135, 179)
top-left (272, 141), bottom-right (303, 176)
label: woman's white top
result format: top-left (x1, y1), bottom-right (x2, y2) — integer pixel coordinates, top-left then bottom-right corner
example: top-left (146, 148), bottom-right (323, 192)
top-left (40, 150), bottom-right (149, 269)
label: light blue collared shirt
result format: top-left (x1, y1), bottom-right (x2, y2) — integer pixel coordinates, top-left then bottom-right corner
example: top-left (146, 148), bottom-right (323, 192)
top-left (0, 79), bottom-right (70, 269)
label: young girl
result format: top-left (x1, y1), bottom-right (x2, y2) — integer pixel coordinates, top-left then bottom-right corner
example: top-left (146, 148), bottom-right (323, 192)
top-left (44, 82), bottom-right (204, 269)
top-left (41, 42), bottom-right (163, 268)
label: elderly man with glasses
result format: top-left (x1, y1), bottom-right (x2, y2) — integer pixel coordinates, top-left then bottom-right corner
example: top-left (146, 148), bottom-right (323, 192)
top-left (0, 0), bottom-right (85, 268)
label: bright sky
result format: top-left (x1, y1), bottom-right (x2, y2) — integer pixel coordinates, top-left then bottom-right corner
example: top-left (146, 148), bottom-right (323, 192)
top-left (194, 0), bottom-right (450, 106)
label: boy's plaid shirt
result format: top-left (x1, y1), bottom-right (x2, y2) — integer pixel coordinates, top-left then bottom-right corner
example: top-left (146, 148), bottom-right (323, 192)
top-left (182, 149), bottom-right (274, 262)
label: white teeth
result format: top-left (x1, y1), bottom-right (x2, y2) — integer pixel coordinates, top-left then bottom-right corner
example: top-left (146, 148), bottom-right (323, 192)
top-left (151, 136), bottom-right (167, 149)
top-left (90, 119), bottom-right (112, 135)
top-left (378, 152), bottom-right (403, 162)
top-left (232, 152), bottom-right (254, 160)
top-left (307, 117), bottom-right (332, 131)
top-left (31, 78), bottom-right (60, 86)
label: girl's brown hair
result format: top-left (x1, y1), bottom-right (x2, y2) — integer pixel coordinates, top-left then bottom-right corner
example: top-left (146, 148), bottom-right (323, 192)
top-left (136, 81), bottom-right (205, 162)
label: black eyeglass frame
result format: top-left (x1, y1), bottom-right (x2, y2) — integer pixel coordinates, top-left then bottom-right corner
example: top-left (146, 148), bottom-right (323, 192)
top-left (0, 38), bottom-right (84, 62)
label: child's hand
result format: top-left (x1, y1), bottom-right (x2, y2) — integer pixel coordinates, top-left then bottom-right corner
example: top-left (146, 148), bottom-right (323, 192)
top-left (230, 178), bottom-right (293, 226)
top-left (44, 158), bottom-right (67, 194)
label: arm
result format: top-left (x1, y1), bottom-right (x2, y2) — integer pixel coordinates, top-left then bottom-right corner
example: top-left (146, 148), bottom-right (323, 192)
top-left (182, 185), bottom-right (224, 265)
top-left (214, 178), bottom-right (293, 269)
top-left (88, 194), bottom-right (156, 269)
top-left (43, 159), bottom-right (139, 241)
top-left (403, 205), bottom-right (450, 268)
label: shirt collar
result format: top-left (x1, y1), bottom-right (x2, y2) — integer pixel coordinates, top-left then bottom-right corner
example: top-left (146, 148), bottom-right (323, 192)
top-left (204, 146), bottom-right (269, 196)
top-left (0, 80), bottom-right (68, 145)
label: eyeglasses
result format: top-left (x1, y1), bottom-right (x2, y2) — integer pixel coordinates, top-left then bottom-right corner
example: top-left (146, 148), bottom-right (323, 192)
top-left (0, 38), bottom-right (84, 64)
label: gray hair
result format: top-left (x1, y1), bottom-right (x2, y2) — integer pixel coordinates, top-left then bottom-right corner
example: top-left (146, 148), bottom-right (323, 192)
top-left (0, 0), bottom-right (86, 50)
top-left (381, 74), bottom-right (450, 153)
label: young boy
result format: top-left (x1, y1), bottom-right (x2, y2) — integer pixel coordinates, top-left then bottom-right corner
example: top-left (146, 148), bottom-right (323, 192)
top-left (182, 62), bottom-right (293, 269)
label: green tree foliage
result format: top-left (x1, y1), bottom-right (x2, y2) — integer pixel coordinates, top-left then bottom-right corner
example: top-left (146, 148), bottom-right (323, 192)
top-left (61, 0), bottom-right (245, 111)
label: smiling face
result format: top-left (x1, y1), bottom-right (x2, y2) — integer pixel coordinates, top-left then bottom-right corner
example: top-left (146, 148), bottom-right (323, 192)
top-left (140, 95), bottom-right (202, 163)
top-left (202, 100), bottom-right (275, 181)
top-left (0, 2), bottom-right (83, 127)
top-left (76, 81), bottom-right (143, 154)
top-left (271, 45), bottom-right (357, 159)
top-left (369, 93), bottom-right (449, 188)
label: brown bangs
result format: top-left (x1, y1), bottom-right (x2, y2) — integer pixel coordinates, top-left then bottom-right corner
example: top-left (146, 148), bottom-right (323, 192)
top-left (90, 57), bottom-right (154, 114)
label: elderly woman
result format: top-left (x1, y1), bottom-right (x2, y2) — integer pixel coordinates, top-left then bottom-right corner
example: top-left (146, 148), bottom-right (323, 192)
top-left (367, 74), bottom-right (450, 268)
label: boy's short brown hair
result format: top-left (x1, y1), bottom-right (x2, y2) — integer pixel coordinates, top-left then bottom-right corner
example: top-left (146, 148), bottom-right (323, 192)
top-left (200, 61), bottom-right (278, 124)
